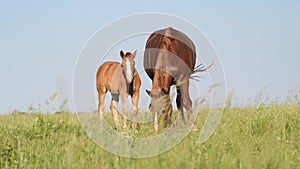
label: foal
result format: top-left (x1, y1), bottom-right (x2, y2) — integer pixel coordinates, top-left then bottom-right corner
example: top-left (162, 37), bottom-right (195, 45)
top-left (96, 50), bottom-right (141, 129)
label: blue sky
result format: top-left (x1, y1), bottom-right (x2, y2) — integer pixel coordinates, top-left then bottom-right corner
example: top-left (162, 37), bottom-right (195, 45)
top-left (0, 1), bottom-right (299, 113)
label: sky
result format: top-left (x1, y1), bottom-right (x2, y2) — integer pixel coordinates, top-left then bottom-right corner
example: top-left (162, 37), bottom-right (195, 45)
top-left (0, 1), bottom-right (299, 113)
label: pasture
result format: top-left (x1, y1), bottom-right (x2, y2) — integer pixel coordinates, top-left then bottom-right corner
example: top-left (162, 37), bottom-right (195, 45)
top-left (0, 97), bottom-right (299, 168)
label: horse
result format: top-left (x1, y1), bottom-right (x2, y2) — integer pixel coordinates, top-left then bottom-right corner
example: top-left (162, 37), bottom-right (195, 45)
top-left (96, 50), bottom-right (141, 129)
top-left (144, 27), bottom-right (206, 131)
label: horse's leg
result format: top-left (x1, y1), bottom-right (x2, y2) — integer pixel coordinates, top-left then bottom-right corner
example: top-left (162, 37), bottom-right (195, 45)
top-left (176, 87), bottom-right (185, 126)
top-left (120, 93), bottom-right (128, 130)
top-left (180, 79), bottom-right (196, 129)
top-left (164, 94), bottom-right (172, 128)
top-left (97, 86), bottom-right (106, 123)
top-left (110, 94), bottom-right (119, 129)
top-left (131, 91), bottom-right (139, 129)
top-left (154, 112), bottom-right (158, 133)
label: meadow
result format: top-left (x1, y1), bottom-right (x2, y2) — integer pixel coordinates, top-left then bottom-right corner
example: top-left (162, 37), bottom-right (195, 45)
top-left (0, 95), bottom-right (299, 169)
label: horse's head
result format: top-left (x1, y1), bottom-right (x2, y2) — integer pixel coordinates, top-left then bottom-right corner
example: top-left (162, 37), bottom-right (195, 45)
top-left (120, 50), bottom-right (137, 83)
top-left (146, 89), bottom-right (170, 116)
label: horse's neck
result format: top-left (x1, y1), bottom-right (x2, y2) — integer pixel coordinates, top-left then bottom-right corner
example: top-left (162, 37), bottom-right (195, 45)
top-left (151, 50), bottom-right (173, 93)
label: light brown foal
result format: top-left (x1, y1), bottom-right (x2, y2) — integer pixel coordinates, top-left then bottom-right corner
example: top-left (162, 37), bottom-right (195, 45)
top-left (96, 50), bottom-right (141, 129)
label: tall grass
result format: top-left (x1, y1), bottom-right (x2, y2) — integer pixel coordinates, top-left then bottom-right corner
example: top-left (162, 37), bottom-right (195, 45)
top-left (0, 92), bottom-right (299, 168)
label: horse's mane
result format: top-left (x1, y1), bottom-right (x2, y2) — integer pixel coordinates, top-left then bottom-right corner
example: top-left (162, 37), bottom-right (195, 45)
top-left (156, 27), bottom-right (176, 70)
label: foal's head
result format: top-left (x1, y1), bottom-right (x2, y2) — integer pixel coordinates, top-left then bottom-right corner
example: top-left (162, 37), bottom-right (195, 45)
top-left (120, 50), bottom-right (137, 83)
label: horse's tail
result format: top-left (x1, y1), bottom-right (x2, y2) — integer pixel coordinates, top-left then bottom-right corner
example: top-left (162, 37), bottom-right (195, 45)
top-left (190, 62), bottom-right (213, 80)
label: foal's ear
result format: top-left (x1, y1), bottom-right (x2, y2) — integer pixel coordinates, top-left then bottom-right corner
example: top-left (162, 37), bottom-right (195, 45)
top-left (146, 89), bottom-right (151, 96)
top-left (132, 50), bottom-right (137, 59)
top-left (120, 50), bottom-right (125, 59)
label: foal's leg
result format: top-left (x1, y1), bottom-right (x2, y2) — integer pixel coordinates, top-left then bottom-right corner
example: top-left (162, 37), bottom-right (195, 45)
top-left (180, 79), bottom-right (196, 129)
top-left (110, 94), bottom-right (120, 129)
top-left (176, 87), bottom-right (185, 126)
top-left (97, 86), bottom-right (106, 123)
top-left (120, 93), bottom-right (128, 129)
top-left (131, 91), bottom-right (139, 129)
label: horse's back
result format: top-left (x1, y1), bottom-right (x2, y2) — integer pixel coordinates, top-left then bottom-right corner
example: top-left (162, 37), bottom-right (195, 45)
top-left (96, 61), bottom-right (141, 94)
top-left (96, 62), bottom-right (120, 88)
top-left (144, 27), bottom-right (196, 80)
top-left (97, 61), bottom-right (119, 77)
top-left (146, 27), bottom-right (195, 55)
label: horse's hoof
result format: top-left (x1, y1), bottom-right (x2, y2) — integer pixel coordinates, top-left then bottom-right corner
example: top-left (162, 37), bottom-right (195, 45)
top-left (132, 123), bottom-right (137, 130)
top-left (191, 124), bottom-right (198, 132)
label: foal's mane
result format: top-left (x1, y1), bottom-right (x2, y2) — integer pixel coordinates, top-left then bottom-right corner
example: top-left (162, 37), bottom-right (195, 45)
top-left (124, 52), bottom-right (132, 57)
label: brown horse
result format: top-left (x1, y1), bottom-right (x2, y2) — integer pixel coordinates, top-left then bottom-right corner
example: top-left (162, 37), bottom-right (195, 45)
top-left (144, 27), bottom-right (205, 131)
top-left (96, 50), bottom-right (141, 129)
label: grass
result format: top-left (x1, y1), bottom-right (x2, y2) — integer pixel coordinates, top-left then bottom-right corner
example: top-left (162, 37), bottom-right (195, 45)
top-left (0, 101), bottom-right (300, 168)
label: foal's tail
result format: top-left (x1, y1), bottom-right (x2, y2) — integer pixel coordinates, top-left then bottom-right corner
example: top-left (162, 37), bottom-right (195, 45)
top-left (190, 62), bottom-right (214, 80)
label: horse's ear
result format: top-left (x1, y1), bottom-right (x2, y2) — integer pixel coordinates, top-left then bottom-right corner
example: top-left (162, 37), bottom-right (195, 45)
top-left (120, 50), bottom-right (125, 59)
top-left (132, 50), bottom-right (137, 59)
top-left (146, 89), bottom-right (151, 96)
